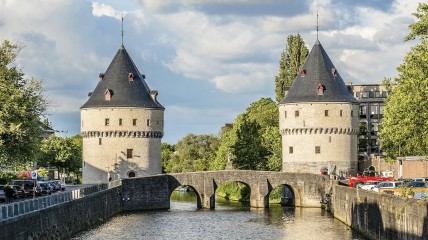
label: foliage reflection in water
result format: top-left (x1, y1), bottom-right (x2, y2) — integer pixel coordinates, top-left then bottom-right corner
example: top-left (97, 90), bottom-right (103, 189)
top-left (72, 191), bottom-right (367, 240)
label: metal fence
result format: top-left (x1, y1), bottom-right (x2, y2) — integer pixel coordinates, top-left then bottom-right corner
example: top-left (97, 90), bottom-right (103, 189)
top-left (0, 180), bottom-right (121, 222)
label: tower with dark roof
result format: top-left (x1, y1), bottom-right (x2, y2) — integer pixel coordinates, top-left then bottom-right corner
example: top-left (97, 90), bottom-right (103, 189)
top-left (81, 45), bottom-right (164, 184)
top-left (278, 40), bottom-right (359, 176)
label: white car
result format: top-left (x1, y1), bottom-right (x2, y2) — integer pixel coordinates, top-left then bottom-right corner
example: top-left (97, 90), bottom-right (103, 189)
top-left (371, 181), bottom-right (403, 192)
top-left (359, 181), bottom-right (380, 191)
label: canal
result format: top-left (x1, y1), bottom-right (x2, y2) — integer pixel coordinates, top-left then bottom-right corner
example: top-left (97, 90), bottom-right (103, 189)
top-left (72, 191), bottom-right (368, 240)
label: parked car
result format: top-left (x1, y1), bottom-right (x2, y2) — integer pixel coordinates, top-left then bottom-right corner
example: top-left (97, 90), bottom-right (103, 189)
top-left (11, 180), bottom-right (41, 196)
top-left (0, 185), bottom-right (6, 202)
top-left (48, 181), bottom-right (60, 192)
top-left (37, 182), bottom-right (52, 195)
top-left (11, 185), bottom-right (27, 198)
top-left (407, 181), bottom-right (426, 188)
top-left (359, 181), bottom-right (380, 191)
top-left (372, 181), bottom-right (403, 192)
top-left (410, 178), bottom-right (428, 183)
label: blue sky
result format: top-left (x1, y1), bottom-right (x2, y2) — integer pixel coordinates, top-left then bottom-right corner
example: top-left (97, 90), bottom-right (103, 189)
top-left (0, 0), bottom-right (421, 144)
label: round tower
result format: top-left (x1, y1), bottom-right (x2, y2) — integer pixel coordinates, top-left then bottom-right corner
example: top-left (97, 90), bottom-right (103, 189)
top-left (81, 45), bottom-right (164, 184)
top-left (279, 40), bottom-right (358, 176)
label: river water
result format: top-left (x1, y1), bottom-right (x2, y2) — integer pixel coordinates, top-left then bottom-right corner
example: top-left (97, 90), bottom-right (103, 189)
top-left (72, 191), bottom-right (368, 240)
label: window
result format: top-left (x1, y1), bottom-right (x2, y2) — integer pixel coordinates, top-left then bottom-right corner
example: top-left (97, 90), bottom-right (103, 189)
top-left (133, 119), bottom-right (137, 126)
top-left (340, 110), bottom-right (343, 117)
top-left (126, 149), bottom-right (133, 158)
top-left (369, 91), bottom-right (374, 98)
top-left (128, 171), bottom-right (136, 178)
top-left (359, 106), bottom-right (367, 115)
top-left (329, 136), bottom-right (331, 143)
top-left (295, 111), bottom-right (299, 117)
top-left (324, 110), bottom-right (329, 117)
top-left (374, 91), bottom-right (381, 98)
top-left (289, 146), bottom-right (293, 154)
top-left (355, 92), bottom-right (360, 98)
top-left (119, 118), bottom-right (123, 126)
top-left (362, 92), bottom-right (368, 98)
top-left (105, 118), bottom-right (110, 126)
top-left (284, 111), bottom-right (287, 118)
top-left (315, 146), bottom-right (321, 154)
top-left (382, 91), bottom-right (389, 98)
top-left (99, 138), bottom-right (102, 145)
top-left (146, 119), bottom-right (150, 126)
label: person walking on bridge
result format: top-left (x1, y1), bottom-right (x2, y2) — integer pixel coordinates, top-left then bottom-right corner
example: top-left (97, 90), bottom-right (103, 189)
top-left (4, 184), bottom-right (14, 204)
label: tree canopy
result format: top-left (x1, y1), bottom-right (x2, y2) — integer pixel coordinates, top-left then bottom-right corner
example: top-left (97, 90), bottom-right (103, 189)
top-left (379, 3), bottom-right (428, 157)
top-left (0, 40), bottom-right (47, 166)
top-left (274, 34), bottom-right (308, 102)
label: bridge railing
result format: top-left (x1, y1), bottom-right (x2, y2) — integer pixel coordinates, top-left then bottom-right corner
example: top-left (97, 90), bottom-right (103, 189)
top-left (0, 180), bottom-right (122, 222)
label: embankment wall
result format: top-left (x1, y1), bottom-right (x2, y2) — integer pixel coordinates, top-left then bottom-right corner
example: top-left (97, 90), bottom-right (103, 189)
top-left (0, 186), bottom-right (122, 240)
top-left (332, 185), bottom-right (428, 240)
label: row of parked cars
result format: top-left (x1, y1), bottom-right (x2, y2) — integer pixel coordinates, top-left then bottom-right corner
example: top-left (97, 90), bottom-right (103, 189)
top-left (0, 180), bottom-right (66, 202)
top-left (358, 177), bottom-right (428, 192)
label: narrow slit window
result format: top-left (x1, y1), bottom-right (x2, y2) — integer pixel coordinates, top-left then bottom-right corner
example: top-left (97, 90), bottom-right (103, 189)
top-left (127, 149), bottom-right (133, 159)
top-left (295, 111), bottom-right (299, 117)
top-left (133, 119), bottom-right (137, 126)
top-left (289, 146), bottom-right (293, 154)
top-left (105, 118), bottom-right (110, 126)
top-left (325, 110), bottom-right (329, 117)
top-left (146, 119), bottom-right (150, 126)
top-left (315, 146), bottom-right (321, 154)
top-left (340, 110), bottom-right (343, 117)
top-left (99, 138), bottom-right (102, 145)
top-left (119, 118), bottom-right (123, 126)
top-left (284, 111), bottom-right (287, 118)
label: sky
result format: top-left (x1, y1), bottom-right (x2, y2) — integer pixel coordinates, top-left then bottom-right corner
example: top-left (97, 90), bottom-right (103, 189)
top-left (0, 0), bottom-right (421, 144)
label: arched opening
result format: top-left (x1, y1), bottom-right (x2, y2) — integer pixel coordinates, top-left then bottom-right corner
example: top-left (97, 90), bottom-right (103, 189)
top-left (215, 181), bottom-right (250, 208)
top-left (170, 185), bottom-right (201, 210)
top-left (128, 171), bottom-right (136, 178)
top-left (268, 184), bottom-right (296, 207)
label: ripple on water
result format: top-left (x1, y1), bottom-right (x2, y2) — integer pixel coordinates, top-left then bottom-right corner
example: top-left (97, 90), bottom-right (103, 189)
top-left (72, 201), bottom-right (367, 240)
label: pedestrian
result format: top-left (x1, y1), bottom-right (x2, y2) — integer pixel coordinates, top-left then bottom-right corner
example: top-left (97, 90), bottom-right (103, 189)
top-left (4, 184), bottom-right (14, 204)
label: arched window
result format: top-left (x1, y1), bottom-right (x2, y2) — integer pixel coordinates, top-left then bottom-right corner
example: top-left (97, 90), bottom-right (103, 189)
top-left (128, 171), bottom-right (136, 178)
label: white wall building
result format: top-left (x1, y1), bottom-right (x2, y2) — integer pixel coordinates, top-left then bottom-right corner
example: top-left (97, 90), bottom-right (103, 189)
top-left (279, 40), bottom-right (359, 176)
top-left (81, 45), bottom-right (164, 184)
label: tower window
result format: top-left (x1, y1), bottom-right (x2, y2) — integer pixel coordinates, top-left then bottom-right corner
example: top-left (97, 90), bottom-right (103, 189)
top-left (104, 89), bottom-right (113, 101)
top-left (295, 111), bottom-right (299, 117)
top-left (325, 110), bottom-right (329, 116)
top-left (127, 149), bottom-right (133, 158)
top-left (340, 110), bottom-right (343, 117)
top-left (147, 119), bottom-right (150, 126)
top-left (99, 138), bottom-right (102, 145)
top-left (105, 118), bottom-right (110, 126)
top-left (289, 146), bottom-right (293, 154)
top-left (128, 73), bottom-right (134, 81)
top-left (300, 69), bottom-right (306, 77)
top-left (315, 146), bottom-right (321, 154)
top-left (119, 118), bottom-right (123, 126)
top-left (284, 111), bottom-right (287, 118)
top-left (317, 84), bottom-right (325, 95)
top-left (351, 110), bottom-right (354, 117)
top-left (133, 119), bottom-right (137, 126)
top-left (329, 136), bottom-right (331, 143)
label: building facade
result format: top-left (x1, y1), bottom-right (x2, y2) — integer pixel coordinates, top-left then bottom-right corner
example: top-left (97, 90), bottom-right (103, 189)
top-left (81, 45), bottom-right (164, 184)
top-left (279, 40), bottom-right (359, 176)
top-left (346, 83), bottom-right (389, 172)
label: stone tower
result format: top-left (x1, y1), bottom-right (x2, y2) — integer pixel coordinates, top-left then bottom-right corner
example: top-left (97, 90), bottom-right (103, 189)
top-left (81, 45), bottom-right (164, 184)
top-left (278, 40), bottom-right (359, 176)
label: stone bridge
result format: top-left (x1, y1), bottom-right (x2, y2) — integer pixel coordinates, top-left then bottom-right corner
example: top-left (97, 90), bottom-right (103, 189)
top-left (122, 170), bottom-right (332, 210)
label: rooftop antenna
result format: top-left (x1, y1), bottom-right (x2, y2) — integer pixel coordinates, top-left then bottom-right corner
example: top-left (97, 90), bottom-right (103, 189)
top-left (121, 14), bottom-right (124, 47)
top-left (316, 11), bottom-right (319, 40)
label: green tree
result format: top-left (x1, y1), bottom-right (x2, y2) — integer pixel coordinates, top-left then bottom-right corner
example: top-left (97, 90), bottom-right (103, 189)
top-left (212, 98), bottom-right (281, 171)
top-left (39, 135), bottom-right (82, 179)
top-left (379, 3), bottom-right (428, 157)
top-left (0, 40), bottom-right (47, 166)
top-left (232, 119), bottom-right (268, 170)
top-left (161, 142), bottom-right (175, 173)
top-left (274, 34), bottom-right (309, 102)
top-left (163, 134), bottom-right (219, 173)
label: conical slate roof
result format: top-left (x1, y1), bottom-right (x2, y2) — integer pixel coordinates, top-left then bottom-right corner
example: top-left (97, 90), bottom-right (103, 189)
top-left (81, 46), bottom-right (163, 109)
top-left (280, 40), bottom-right (358, 104)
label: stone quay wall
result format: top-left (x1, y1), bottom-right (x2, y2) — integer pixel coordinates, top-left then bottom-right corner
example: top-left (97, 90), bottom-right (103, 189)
top-left (332, 185), bottom-right (428, 240)
top-left (0, 182), bottom-right (122, 240)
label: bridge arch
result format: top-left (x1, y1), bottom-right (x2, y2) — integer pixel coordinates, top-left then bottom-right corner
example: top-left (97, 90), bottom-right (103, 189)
top-left (121, 171), bottom-right (328, 210)
top-left (268, 183), bottom-right (302, 207)
top-left (169, 185), bottom-right (202, 209)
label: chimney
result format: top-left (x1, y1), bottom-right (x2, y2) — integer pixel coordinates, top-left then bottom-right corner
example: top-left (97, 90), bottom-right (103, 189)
top-left (150, 90), bottom-right (158, 101)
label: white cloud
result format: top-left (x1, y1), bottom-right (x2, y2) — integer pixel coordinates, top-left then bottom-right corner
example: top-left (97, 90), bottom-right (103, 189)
top-left (92, 2), bottom-right (126, 20)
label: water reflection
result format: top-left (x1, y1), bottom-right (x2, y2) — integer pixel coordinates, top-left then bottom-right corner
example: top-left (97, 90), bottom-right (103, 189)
top-left (72, 191), bottom-right (367, 240)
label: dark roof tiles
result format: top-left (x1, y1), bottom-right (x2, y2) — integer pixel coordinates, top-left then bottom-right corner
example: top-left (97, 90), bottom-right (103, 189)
top-left (81, 46), bottom-right (164, 109)
top-left (280, 40), bottom-right (358, 104)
